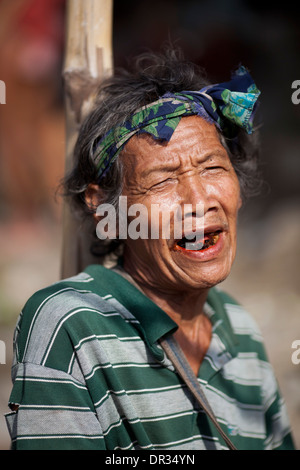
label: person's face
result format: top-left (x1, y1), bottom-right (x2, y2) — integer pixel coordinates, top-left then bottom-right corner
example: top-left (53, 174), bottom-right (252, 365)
top-left (120, 116), bottom-right (242, 293)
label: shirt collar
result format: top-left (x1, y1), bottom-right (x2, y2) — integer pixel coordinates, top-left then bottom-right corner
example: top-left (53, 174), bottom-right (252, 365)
top-left (85, 264), bottom-right (238, 362)
top-left (206, 287), bottom-right (239, 353)
top-left (85, 264), bottom-right (178, 359)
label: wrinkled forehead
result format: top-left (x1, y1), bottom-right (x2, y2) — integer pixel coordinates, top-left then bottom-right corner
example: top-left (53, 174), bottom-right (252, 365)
top-left (119, 116), bottom-right (226, 176)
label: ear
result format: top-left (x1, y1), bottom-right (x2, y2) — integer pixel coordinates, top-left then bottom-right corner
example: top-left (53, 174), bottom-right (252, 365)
top-left (84, 184), bottom-right (104, 222)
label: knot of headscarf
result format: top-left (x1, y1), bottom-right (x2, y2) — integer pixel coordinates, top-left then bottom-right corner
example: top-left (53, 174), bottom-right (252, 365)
top-left (93, 65), bottom-right (260, 180)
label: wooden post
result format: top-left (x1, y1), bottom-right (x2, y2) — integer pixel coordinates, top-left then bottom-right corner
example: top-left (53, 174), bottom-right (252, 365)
top-left (61, 0), bottom-right (113, 278)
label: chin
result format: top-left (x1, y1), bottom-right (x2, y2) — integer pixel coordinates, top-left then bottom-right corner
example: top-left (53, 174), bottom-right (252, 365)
top-left (171, 252), bottom-right (235, 291)
top-left (194, 271), bottom-right (231, 291)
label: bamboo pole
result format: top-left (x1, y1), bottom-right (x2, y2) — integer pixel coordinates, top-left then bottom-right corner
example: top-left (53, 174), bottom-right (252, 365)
top-left (61, 0), bottom-right (113, 278)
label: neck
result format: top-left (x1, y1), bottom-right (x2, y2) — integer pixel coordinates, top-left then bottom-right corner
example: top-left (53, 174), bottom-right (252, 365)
top-left (122, 251), bottom-right (209, 324)
top-left (122, 254), bottom-right (212, 376)
top-left (141, 282), bottom-right (209, 324)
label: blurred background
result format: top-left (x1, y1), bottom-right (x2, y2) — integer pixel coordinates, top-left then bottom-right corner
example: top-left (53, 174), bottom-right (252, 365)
top-left (0, 0), bottom-right (299, 450)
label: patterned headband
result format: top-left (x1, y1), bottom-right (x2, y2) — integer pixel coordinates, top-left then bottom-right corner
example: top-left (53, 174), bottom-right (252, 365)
top-left (93, 65), bottom-right (260, 180)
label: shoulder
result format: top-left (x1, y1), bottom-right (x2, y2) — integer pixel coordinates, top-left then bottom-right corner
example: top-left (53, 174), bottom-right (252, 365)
top-left (209, 287), bottom-right (269, 364)
top-left (21, 270), bottom-right (98, 312)
top-left (13, 267), bottom-right (127, 369)
top-left (212, 287), bottom-right (264, 342)
top-left (16, 270), bottom-right (98, 340)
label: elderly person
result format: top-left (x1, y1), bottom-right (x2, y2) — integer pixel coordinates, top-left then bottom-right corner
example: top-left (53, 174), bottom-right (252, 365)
top-left (6, 49), bottom-right (295, 450)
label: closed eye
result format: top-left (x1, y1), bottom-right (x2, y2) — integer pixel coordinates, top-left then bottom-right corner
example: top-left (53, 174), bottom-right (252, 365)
top-left (206, 166), bottom-right (227, 172)
top-left (150, 177), bottom-right (175, 189)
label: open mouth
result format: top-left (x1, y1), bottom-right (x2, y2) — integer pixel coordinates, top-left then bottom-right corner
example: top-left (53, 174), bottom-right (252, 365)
top-left (174, 230), bottom-right (222, 252)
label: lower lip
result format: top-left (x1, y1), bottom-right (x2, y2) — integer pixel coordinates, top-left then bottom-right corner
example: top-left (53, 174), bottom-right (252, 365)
top-left (172, 231), bottom-right (225, 261)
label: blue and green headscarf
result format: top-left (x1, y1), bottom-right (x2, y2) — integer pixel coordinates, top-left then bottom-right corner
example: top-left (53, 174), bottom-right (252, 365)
top-left (93, 65), bottom-right (260, 180)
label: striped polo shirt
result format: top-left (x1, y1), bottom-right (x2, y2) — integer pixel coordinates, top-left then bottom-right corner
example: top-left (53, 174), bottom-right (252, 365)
top-left (5, 264), bottom-right (295, 450)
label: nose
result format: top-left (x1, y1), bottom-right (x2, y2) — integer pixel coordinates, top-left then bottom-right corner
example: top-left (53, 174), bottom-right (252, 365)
top-left (178, 172), bottom-right (219, 217)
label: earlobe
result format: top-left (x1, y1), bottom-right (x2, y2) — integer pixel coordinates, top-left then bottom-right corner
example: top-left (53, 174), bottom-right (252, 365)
top-left (85, 184), bottom-right (104, 220)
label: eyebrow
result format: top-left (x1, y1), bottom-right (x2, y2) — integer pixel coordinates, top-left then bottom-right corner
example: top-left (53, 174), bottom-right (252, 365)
top-left (140, 163), bottom-right (181, 179)
top-left (140, 147), bottom-right (228, 179)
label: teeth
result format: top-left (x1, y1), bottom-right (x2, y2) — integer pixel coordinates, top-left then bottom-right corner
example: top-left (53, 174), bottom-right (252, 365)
top-left (176, 231), bottom-right (220, 251)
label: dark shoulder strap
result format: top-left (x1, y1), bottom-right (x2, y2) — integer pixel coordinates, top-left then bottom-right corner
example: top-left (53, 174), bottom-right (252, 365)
top-left (159, 335), bottom-right (237, 451)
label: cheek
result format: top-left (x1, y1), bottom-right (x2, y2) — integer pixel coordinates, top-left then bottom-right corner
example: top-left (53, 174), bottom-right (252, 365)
top-left (210, 174), bottom-right (241, 215)
top-left (128, 190), bottom-right (183, 238)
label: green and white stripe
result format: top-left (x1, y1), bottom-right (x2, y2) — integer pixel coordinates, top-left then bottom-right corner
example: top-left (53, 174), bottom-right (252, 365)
top-left (5, 264), bottom-right (295, 450)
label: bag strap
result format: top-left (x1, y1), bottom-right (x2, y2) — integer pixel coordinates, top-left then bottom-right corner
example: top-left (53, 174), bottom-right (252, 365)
top-left (159, 335), bottom-right (237, 451)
